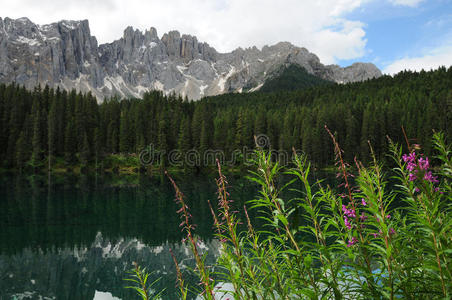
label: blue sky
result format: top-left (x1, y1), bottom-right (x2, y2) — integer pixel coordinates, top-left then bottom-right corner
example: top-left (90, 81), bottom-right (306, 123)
top-left (1, 0), bottom-right (451, 74)
top-left (340, 0), bottom-right (452, 73)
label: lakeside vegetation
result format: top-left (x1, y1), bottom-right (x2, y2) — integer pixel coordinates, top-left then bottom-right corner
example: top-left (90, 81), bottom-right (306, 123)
top-left (0, 67), bottom-right (450, 173)
top-left (129, 132), bottom-right (452, 299)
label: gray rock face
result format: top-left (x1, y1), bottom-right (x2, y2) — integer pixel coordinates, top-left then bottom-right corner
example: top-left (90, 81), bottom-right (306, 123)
top-left (0, 17), bottom-right (382, 101)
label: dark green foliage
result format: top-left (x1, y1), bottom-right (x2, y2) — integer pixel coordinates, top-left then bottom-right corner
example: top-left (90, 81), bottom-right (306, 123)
top-left (177, 117), bottom-right (191, 153)
top-left (93, 128), bottom-right (104, 168)
top-left (31, 94), bottom-right (45, 167)
top-left (16, 131), bottom-right (28, 171)
top-left (0, 67), bottom-right (451, 170)
top-left (260, 64), bottom-right (333, 92)
top-left (64, 118), bottom-right (77, 164)
top-left (80, 131), bottom-right (91, 166)
top-left (160, 132), bottom-right (452, 300)
top-left (120, 110), bottom-right (131, 153)
top-left (47, 97), bottom-right (58, 170)
top-left (124, 262), bottom-right (164, 300)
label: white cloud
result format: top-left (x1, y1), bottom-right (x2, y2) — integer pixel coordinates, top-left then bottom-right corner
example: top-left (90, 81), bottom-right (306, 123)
top-left (303, 20), bottom-right (367, 64)
top-left (0, 0), bottom-right (368, 64)
top-left (389, 0), bottom-right (424, 7)
top-left (383, 44), bottom-right (452, 74)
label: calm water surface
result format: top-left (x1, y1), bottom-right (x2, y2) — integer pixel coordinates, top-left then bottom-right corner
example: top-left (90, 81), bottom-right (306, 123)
top-left (0, 171), bottom-right (340, 300)
top-left (0, 173), bottom-right (260, 300)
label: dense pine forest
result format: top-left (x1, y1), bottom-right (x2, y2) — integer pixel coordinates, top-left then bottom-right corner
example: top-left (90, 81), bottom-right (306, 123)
top-left (259, 64), bottom-right (333, 92)
top-left (0, 66), bottom-right (451, 172)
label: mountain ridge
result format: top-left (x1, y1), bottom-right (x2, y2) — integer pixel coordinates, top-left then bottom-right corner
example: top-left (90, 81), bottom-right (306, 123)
top-left (0, 17), bottom-right (382, 101)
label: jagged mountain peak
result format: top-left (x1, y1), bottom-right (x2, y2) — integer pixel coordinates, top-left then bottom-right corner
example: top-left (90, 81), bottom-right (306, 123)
top-left (0, 17), bottom-right (382, 101)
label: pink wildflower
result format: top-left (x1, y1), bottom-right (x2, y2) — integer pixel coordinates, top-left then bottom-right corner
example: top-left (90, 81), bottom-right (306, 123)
top-left (434, 187), bottom-right (443, 194)
top-left (347, 237), bottom-right (358, 247)
top-left (418, 157), bottom-right (429, 170)
top-left (402, 152), bottom-right (416, 163)
top-left (360, 212), bottom-right (368, 222)
top-left (344, 216), bottom-right (352, 230)
top-left (342, 205), bottom-right (356, 218)
top-left (423, 171), bottom-right (438, 183)
top-left (407, 161), bottom-right (417, 171)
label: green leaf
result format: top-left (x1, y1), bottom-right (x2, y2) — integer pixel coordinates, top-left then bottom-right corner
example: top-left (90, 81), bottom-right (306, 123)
top-left (304, 254), bottom-right (313, 268)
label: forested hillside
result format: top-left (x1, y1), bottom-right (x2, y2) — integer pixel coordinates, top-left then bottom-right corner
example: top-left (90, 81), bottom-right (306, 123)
top-left (0, 67), bottom-right (451, 171)
top-left (260, 64), bottom-right (333, 92)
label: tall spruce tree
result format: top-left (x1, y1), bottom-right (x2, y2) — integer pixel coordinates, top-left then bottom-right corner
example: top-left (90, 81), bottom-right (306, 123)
top-left (177, 117), bottom-right (191, 154)
top-left (16, 131), bottom-right (28, 171)
top-left (31, 98), bottom-right (44, 167)
top-left (157, 118), bottom-right (168, 167)
top-left (48, 98), bottom-right (58, 171)
top-left (119, 110), bottom-right (130, 153)
top-left (80, 131), bottom-right (91, 166)
top-left (64, 118), bottom-right (76, 164)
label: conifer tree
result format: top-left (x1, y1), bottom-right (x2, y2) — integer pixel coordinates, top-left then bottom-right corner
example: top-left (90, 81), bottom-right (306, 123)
top-left (107, 120), bottom-right (119, 153)
top-left (200, 120), bottom-right (209, 155)
top-left (242, 111), bottom-right (254, 149)
top-left (360, 104), bottom-right (373, 162)
top-left (177, 117), bottom-right (191, 155)
top-left (93, 128), bottom-right (104, 169)
top-left (80, 131), bottom-right (91, 166)
top-left (254, 108), bottom-right (266, 136)
top-left (191, 105), bottom-right (203, 150)
top-left (344, 112), bottom-right (359, 162)
top-left (157, 119), bottom-right (168, 167)
top-left (31, 99), bottom-right (44, 167)
top-left (119, 110), bottom-right (130, 153)
top-left (213, 116), bottom-right (225, 150)
top-left (48, 98), bottom-right (58, 171)
top-left (16, 131), bottom-right (28, 171)
top-left (234, 110), bottom-right (244, 148)
top-left (64, 118), bottom-right (76, 164)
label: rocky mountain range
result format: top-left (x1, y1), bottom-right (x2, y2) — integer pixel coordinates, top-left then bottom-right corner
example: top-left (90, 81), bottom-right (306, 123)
top-left (0, 17), bottom-right (382, 101)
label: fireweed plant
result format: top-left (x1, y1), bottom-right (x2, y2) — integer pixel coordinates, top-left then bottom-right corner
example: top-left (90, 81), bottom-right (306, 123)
top-left (124, 262), bottom-right (164, 300)
top-left (126, 132), bottom-right (451, 299)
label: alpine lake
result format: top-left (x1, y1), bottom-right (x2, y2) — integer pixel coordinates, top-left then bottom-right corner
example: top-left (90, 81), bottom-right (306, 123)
top-left (0, 170), bottom-right (341, 300)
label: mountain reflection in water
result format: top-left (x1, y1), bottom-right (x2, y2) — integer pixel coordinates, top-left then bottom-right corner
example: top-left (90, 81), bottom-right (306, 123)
top-left (0, 171), bottom-right (338, 299)
top-left (0, 173), bottom-right (237, 299)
